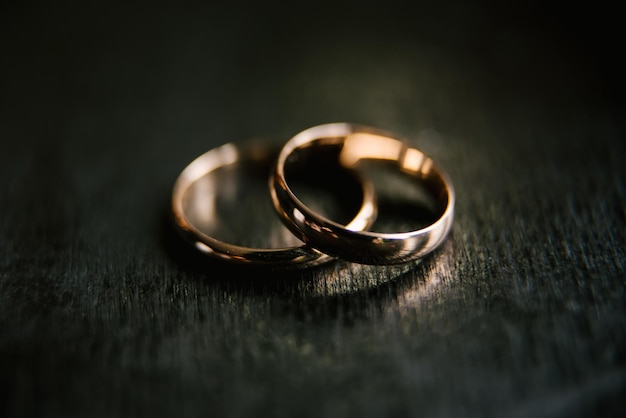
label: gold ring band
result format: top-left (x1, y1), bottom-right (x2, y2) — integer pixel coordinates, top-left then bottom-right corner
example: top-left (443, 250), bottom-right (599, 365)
top-left (270, 123), bottom-right (455, 265)
top-left (171, 140), bottom-right (377, 267)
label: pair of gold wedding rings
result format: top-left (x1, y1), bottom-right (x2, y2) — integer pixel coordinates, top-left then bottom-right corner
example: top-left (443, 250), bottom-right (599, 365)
top-left (171, 123), bottom-right (455, 268)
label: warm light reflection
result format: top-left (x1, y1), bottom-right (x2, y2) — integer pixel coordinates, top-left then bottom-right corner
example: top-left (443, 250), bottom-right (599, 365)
top-left (339, 133), bottom-right (403, 167)
top-left (420, 158), bottom-right (433, 177)
top-left (297, 241), bottom-right (455, 317)
top-left (293, 208), bottom-right (305, 224)
top-left (392, 253), bottom-right (452, 310)
top-left (183, 143), bottom-right (238, 185)
top-left (346, 198), bottom-right (376, 232)
top-left (177, 143), bottom-right (240, 233)
top-left (401, 147), bottom-right (425, 173)
top-left (185, 174), bottom-right (217, 229)
top-left (194, 241), bottom-right (214, 254)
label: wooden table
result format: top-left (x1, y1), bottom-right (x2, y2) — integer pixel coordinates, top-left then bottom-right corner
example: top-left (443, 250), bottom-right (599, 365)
top-left (1, 2), bottom-right (624, 417)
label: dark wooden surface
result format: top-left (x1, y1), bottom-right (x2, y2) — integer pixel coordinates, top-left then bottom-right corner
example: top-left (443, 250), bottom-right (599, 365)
top-left (1, 2), bottom-right (624, 417)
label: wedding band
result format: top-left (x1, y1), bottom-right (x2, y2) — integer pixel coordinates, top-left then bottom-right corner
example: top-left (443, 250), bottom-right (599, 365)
top-left (171, 140), bottom-right (377, 267)
top-left (270, 123), bottom-right (455, 265)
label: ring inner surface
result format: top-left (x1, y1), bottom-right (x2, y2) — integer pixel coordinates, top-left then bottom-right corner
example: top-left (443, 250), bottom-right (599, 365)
top-left (283, 142), bottom-right (367, 226)
top-left (287, 138), bottom-right (445, 234)
top-left (355, 160), bottom-right (442, 233)
top-left (185, 145), bottom-right (367, 248)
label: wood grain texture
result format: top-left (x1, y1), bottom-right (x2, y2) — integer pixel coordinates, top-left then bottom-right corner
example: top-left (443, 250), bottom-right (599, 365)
top-left (1, 2), bottom-right (624, 417)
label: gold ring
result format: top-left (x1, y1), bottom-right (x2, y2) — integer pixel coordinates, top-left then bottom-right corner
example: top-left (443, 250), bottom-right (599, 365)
top-left (270, 123), bottom-right (455, 265)
top-left (171, 140), bottom-right (377, 267)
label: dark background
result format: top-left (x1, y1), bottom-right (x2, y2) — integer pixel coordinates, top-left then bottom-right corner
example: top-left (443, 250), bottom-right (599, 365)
top-left (1, 1), bottom-right (624, 417)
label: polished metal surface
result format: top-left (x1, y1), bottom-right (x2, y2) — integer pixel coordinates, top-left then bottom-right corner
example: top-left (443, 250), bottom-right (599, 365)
top-left (270, 123), bottom-right (455, 265)
top-left (171, 140), bottom-right (377, 267)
